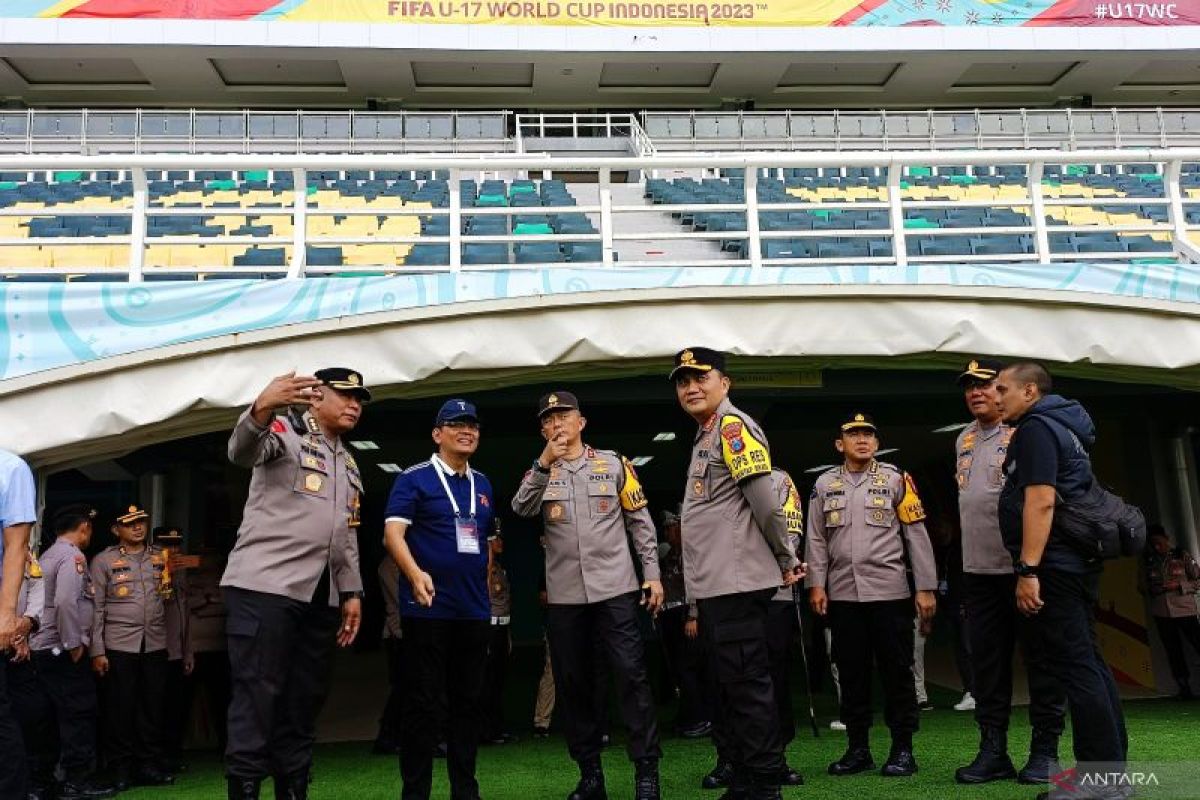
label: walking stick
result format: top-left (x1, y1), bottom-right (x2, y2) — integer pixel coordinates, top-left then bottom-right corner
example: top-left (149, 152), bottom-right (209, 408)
top-left (791, 583), bottom-right (820, 738)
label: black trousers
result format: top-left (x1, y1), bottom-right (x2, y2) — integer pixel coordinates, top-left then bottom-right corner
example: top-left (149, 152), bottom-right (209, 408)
top-left (399, 616), bottom-right (490, 800)
top-left (163, 658), bottom-right (190, 761)
top-left (965, 573), bottom-right (1066, 735)
top-left (9, 656), bottom-right (55, 784)
top-left (104, 649), bottom-right (169, 772)
top-left (27, 650), bottom-right (101, 780)
top-left (377, 637), bottom-right (404, 744)
top-left (481, 624), bottom-right (511, 739)
top-left (657, 605), bottom-right (710, 728)
top-left (224, 586), bottom-right (340, 780)
top-left (0, 656), bottom-right (29, 798)
top-left (546, 592), bottom-right (661, 767)
top-left (827, 598), bottom-right (918, 748)
top-left (1154, 614), bottom-right (1200, 686)
top-left (766, 600), bottom-right (798, 750)
top-left (1022, 570), bottom-right (1127, 765)
top-left (698, 588), bottom-right (783, 781)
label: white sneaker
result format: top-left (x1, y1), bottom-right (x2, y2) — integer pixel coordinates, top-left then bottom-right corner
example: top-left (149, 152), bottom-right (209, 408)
top-left (830, 720), bottom-right (847, 731)
top-left (953, 692), bottom-right (976, 712)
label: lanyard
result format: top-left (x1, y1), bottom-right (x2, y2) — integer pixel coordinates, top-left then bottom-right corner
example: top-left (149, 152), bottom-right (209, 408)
top-left (431, 455), bottom-right (476, 518)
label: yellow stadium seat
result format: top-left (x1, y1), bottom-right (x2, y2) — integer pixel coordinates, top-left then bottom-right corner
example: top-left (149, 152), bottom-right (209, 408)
top-left (169, 244), bottom-right (229, 267)
top-left (343, 244), bottom-right (401, 267)
top-left (0, 245), bottom-right (50, 268)
top-left (50, 246), bottom-right (111, 269)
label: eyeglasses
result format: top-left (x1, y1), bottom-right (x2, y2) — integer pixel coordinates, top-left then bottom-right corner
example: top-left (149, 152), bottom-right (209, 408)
top-left (440, 420), bottom-right (481, 432)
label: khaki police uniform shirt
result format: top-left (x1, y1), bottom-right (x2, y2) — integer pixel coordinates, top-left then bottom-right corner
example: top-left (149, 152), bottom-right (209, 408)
top-left (956, 421), bottom-right (1015, 575)
top-left (680, 398), bottom-right (796, 601)
top-left (513, 446), bottom-right (659, 605)
top-left (31, 538), bottom-right (94, 652)
top-left (222, 407), bottom-right (364, 605)
top-left (771, 469), bottom-right (805, 603)
top-left (90, 544), bottom-right (171, 656)
top-left (805, 461), bottom-right (938, 602)
top-left (489, 559), bottom-right (512, 620)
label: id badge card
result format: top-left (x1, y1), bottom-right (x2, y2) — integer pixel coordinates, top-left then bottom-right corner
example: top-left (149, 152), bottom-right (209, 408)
top-left (455, 517), bottom-right (480, 555)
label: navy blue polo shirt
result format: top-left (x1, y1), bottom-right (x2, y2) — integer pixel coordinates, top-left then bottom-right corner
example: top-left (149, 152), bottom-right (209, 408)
top-left (385, 457), bottom-right (493, 620)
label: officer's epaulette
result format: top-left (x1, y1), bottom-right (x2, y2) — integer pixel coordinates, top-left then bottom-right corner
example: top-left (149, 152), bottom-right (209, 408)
top-left (875, 461), bottom-right (903, 475)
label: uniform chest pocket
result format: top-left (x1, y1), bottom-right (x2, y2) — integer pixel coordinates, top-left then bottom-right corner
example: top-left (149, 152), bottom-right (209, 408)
top-left (543, 498), bottom-right (574, 525)
top-left (294, 462), bottom-right (332, 499)
top-left (687, 461), bottom-right (710, 503)
top-left (823, 495), bottom-right (847, 528)
top-left (588, 481), bottom-right (619, 517)
top-left (988, 453), bottom-right (1005, 487)
top-left (865, 507), bottom-right (896, 528)
top-left (541, 482), bottom-right (570, 502)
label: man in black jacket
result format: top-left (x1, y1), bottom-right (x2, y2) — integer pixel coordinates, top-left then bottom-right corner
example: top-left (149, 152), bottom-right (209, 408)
top-left (994, 362), bottom-right (1127, 800)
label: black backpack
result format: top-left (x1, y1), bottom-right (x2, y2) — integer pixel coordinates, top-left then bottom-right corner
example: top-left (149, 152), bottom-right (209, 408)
top-left (1037, 416), bottom-right (1147, 560)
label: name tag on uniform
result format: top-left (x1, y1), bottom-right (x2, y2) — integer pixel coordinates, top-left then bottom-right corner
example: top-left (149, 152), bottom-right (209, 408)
top-left (456, 517), bottom-right (480, 555)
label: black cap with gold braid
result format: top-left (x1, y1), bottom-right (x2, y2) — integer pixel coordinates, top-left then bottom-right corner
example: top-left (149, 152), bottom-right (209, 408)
top-left (669, 347), bottom-right (726, 379)
top-left (840, 413), bottom-right (877, 433)
top-left (115, 504), bottom-right (149, 525)
top-left (315, 367), bottom-right (372, 401)
top-left (537, 391), bottom-right (580, 418)
top-left (957, 358), bottom-right (1005, 386)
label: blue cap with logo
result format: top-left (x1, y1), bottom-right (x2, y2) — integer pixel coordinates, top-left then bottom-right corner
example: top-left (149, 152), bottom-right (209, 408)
top-left (435, 399), bottom-right (479, 425)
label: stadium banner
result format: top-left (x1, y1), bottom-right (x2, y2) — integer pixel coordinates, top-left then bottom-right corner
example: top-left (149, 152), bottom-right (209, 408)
top-left (9, 0), bottom-right (1198, 27)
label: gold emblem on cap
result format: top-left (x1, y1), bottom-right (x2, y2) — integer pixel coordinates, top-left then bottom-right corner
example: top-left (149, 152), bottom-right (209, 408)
top-left (968, 360), bottom-right (979, 372)
top-left (548, 394), bottom-right (559, 407)
top-left (854, 414), bottom-right (865, 422)
top-left (128, 505), bottom-right (138, 514)
top-left (348, 373), bottom-right (360, 386)
top-left (680, 349), bottom-right (696, 365)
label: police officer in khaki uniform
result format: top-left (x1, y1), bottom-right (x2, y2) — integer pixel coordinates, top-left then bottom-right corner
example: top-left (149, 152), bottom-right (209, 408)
top-left (805, 414), bottom-right (937, 779)
top-left (951, 359), bottom-right (1066, 786)
top-left (27, 505), bottom-right (114, 800)
top-left (222, 368), bottom-right (368, 800)
top-left (513, 390), bottom-right (663, 800)
top-left (672, 348), bottom-right (802, 800)
top-left (90, 504), bottom-right (178, 789)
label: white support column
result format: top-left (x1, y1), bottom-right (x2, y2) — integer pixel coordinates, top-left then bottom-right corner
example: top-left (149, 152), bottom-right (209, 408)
top-left (600, 167), bottom-right (614, 268)
top-left (287, 167), bottom-right (308, 279)
top-left (449, 168), bottom-right (462, 272)
top-left (1028, 161), bottom-right (1049, 263)
top-left (887, 162), bottom-right (907, 269)
top-left (745, 164), bottom-right (762, 276)
top-left (1165, 158), bottom-right (1188, 251)
top-left (129, 167), bottom-right (148, 283)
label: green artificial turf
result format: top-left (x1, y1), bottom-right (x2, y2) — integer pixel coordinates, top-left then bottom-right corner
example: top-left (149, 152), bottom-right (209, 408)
top-left (120, 694), bottom-right (1199, 800)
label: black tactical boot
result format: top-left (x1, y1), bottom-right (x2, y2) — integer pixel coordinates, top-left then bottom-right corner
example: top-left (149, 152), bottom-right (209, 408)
top-left (880, 745), bottom-right (918, 777)
top-left (829, 729), bottom-right (874, 776)
top-left (702, 761), bottom-right (736, 790)
top-left (634, 758), bottom-right (660, 800)
top-left (777, 764), bottom-right (804, 786)
top-left (274, 769), bottom-right (309, 800)
top-left (1019, 728), bottom-right (1063, 785)
top-left (955, 726), bottom-right (1017, 784)
top-left (567, 758), bottom-right (607, 800)
top-left (227, 776), bottom-right (263, 800)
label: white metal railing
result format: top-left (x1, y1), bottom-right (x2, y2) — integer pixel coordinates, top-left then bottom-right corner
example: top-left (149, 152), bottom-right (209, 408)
top-left (0, 148), bottom-right (1197, 282)
top-left (643, 108), bottom-right (1200, 152)
top-left (0, 109), bottom-right (514, 155)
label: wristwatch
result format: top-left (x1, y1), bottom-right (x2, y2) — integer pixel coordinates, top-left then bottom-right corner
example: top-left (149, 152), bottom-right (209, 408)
top-left (1014, 561), bottom-right (1039, 578)
top-left (531, 458), bottom-right (551, 475)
